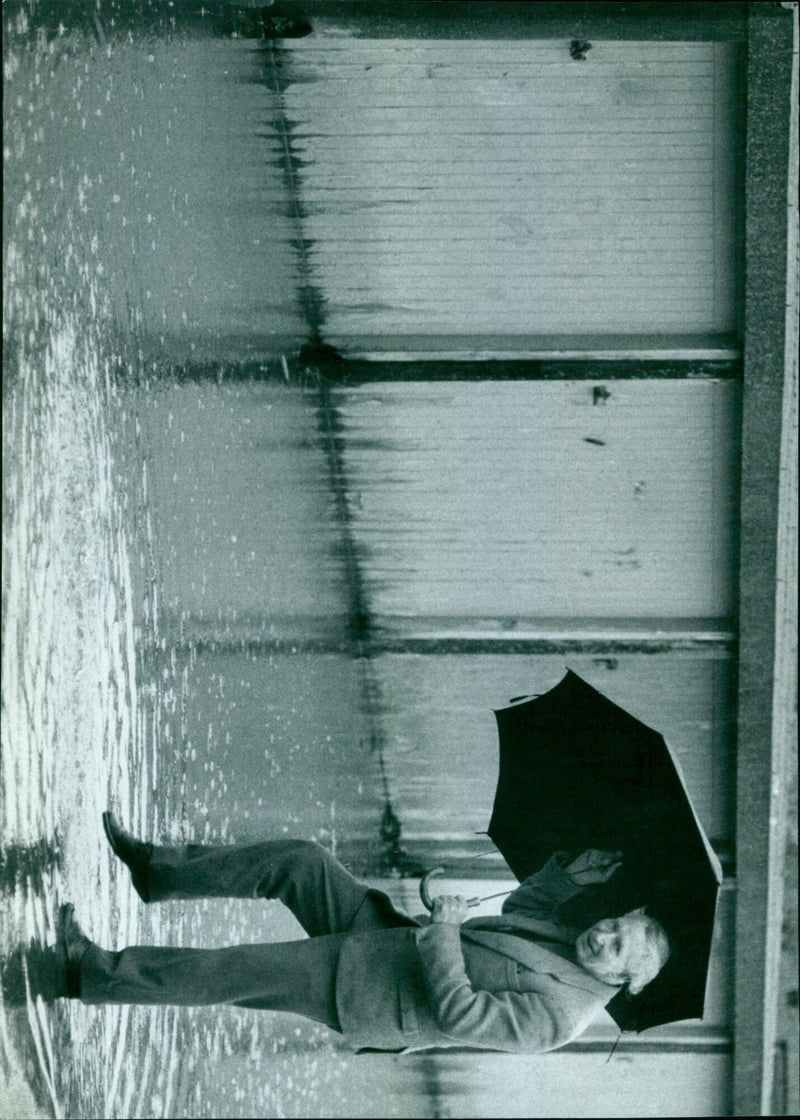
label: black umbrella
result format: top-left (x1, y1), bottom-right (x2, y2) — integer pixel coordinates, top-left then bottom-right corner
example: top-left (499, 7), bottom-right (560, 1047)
top-left (489, 668), bottom-right (722, 1032)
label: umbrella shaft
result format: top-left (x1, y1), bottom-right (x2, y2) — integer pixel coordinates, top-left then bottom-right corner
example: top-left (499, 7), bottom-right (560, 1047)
top-left (469, 888), bottom-right (513, 907)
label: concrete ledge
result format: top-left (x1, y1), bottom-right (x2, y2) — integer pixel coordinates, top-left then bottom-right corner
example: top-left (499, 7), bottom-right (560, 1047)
top-left (734, 2), bottom-right (796, 1115)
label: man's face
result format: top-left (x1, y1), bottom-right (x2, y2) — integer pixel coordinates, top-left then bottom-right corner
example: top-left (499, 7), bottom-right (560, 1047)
top-left (574, 911), bottom-right (654, 987)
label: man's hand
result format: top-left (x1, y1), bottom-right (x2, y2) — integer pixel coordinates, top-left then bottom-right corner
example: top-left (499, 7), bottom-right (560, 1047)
top-left (565, 849), bottom-right (623, 886)
top-left (429, 895), bottom-right (470, 925)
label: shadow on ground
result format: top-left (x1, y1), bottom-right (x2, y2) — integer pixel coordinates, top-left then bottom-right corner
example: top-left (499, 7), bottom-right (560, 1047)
top-left (1, 940), bottom-right (68, 1007)
top-left (0, 838), bottom-right (63, 895)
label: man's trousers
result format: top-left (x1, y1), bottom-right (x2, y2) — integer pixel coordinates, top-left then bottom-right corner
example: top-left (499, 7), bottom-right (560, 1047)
top-left (79, 839), bottom-right (417, 1030)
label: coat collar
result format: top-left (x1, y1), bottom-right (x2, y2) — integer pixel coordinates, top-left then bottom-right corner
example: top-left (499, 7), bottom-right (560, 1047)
top-left (461, 917), bottom-right (620, 1002)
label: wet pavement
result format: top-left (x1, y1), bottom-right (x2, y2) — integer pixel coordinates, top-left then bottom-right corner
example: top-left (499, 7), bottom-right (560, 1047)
top-left (0, 5), bottom-right (389, 1116)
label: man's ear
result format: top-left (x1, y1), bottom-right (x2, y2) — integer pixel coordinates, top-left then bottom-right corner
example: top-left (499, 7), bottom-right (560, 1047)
top-left (626, 976), bottom-right (646, 997)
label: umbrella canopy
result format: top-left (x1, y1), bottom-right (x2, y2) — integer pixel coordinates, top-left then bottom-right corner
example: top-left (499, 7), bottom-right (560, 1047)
top-left (489, 668), bottom-right (722, 1032)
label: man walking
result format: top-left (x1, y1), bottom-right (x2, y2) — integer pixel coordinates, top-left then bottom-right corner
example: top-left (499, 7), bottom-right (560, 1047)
top-left (59, 814), bottom-right (669, 1054)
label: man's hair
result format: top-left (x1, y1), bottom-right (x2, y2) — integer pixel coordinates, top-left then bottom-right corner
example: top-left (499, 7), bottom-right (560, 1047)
top-left (621, 913), bottom-right (671, 996)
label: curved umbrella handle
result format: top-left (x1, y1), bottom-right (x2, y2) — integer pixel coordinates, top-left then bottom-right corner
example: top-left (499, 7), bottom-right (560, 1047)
top-left (420, 867), bottom-right (481, 911)
top-left (420, 867), bottom-right (445, 911)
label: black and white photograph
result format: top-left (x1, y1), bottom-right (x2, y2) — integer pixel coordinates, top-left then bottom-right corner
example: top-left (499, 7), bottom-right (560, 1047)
top-left (2, 2), bottom-right (797, 1117)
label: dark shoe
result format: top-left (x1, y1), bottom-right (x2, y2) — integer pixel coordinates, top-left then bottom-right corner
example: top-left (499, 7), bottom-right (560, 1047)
top-left (58, 904), bottom-right (91, 998)
top-left (102, 811), bottom-right (153, 901)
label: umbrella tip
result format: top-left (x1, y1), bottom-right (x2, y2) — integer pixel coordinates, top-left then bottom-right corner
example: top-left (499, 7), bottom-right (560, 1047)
top-left (605, 1030), bottom-right (623, 1064)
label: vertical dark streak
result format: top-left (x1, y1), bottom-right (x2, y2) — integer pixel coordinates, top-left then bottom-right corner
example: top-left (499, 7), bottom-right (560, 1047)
top-left (264, 43), bottom-right (327, 340)
top-left (263, 41), bottom-right (417, 875)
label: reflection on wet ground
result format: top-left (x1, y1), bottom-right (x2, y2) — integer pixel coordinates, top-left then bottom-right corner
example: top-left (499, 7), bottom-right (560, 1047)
top-left (0, 322), bottom-right (386, 1116)
top-left (0, 6), bottom-right (385, 1117)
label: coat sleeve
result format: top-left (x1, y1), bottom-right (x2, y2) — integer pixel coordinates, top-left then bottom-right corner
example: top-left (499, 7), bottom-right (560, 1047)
top-left (501, 852), bottom-right (584, 920)
top-left (415, 924), bottom-right (575, 1052)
